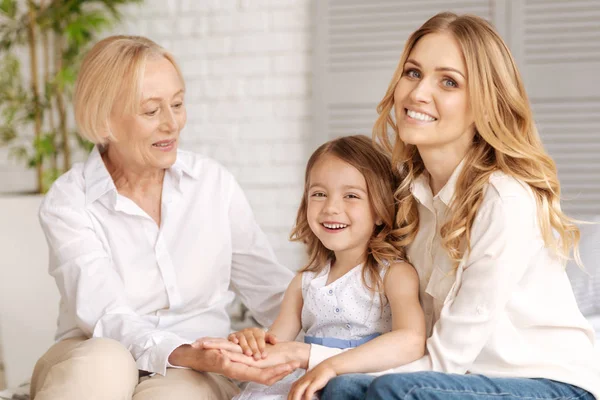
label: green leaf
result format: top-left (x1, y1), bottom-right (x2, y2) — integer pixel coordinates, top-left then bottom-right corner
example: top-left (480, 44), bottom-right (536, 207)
top-left (0, 125), bottom-right (17, 143)
top-left (0, 0), bottom-right (18, 19)
top-left (42, 167), bottom-right (61, 193)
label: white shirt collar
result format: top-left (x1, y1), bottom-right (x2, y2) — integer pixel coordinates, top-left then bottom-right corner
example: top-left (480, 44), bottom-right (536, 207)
top-left (82, 145), bottom-right (199, 205)
top-left (410, 157), bottom-right (467, 209)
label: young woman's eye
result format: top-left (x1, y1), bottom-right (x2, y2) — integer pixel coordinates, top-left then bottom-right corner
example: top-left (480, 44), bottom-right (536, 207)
top-left (442, 78), bottom-right (458, 88)
top-left (404, 69), bottom-right (420, 79)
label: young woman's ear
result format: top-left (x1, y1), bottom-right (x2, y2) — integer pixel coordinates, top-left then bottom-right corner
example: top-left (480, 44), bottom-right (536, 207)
top-left (376, 219), bottom-right (383, 226)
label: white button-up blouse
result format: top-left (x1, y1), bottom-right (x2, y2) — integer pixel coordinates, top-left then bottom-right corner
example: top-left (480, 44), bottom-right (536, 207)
top-left (39, 147), bottom-right (293, 375)
top-left (308, 161), bottom-right (600, 398)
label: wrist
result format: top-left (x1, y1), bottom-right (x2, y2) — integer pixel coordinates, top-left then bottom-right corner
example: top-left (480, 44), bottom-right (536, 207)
top-left (293, 342), bottom-right (310, 369)
top-left (168, 344), bottom-right (198, 369)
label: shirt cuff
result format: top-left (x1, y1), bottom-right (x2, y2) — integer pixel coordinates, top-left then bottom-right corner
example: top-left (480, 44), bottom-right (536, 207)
top-left (142, 336), bottom-right (193, 376)
top-left (307, 344), bottom-right (344, 371)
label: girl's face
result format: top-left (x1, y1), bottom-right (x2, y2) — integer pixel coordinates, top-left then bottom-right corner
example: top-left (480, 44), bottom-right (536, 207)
top-left (307, 154), bottom-right (378, 265)
top-left (393, 32), bottom-right (476, 158)
top-left (107, 56), bottom-right (186, 171)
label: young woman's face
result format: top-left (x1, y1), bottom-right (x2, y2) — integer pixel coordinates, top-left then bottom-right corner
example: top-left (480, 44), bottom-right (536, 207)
top-left (393, 33), bottom-right (475, 156)
top-left (307, 154), bottom-right (377, 264)
top-left (108, 56), bottom-right (186, 171)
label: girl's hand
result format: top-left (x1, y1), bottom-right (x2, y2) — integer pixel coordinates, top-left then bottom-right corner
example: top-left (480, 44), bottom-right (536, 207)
top-left (227, 327), bottom-right (278, 360)
top-left (287, 361), bottom-right (337, 400)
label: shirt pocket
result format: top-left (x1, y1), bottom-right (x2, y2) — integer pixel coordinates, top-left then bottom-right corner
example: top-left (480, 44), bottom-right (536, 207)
top-left (425, 260), bottom-right (465, 310)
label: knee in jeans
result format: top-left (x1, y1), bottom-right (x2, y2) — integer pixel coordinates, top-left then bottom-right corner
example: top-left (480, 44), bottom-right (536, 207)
top-left (370, 373), bottom-right (439, 398)
top-left (371, 374), bottom-right (415, 398)
top-left (322, 374), bottom-right (372, 400)
top-left (323, 375), bottom-right (349, 394)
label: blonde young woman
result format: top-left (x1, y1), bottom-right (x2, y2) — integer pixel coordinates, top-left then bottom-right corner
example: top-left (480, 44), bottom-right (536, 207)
top-left (286, 12), bottom-right (600, 400)
top-left (31, 36), bottom-right (299, 400)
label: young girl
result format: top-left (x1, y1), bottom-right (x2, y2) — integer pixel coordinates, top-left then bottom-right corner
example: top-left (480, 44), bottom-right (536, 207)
top-left (228, 135), bottom-right (425, 399)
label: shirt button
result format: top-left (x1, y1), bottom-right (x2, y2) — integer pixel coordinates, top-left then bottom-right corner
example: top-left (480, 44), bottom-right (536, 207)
top-left (328, 289), bottom-right (334, 295)
top-left (345, 323), bottom-right (351, 329)
top-left (335, 308), bottom-right (341, 313)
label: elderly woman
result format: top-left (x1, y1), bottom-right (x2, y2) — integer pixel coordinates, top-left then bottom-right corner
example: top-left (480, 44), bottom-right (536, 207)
top-left (30, 35), bottom-right (296, 400)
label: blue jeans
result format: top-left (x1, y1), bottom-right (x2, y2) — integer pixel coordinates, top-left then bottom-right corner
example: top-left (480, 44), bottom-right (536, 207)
top-left (321, 372), bottom-right (594, 400)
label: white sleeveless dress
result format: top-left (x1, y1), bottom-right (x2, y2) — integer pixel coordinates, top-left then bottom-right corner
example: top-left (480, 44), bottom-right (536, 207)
top-left (234, 262), bottom-right (392, 400)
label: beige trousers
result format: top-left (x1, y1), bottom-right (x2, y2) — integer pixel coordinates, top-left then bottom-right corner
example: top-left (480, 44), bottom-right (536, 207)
top-left (30, 337), bottom-right (240, 400)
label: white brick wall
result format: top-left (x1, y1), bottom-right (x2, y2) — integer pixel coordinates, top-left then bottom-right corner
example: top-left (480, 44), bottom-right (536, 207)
top-left (116, 0), bottom-right (313, 269)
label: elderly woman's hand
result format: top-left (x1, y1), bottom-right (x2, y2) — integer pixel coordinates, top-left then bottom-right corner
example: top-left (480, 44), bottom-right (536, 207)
top-left (169, 343), bottom-right (299, 385)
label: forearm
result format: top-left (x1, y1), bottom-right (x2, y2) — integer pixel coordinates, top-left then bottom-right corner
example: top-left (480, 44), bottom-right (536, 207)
top-left (328, 330), bottom-right (425, 374)
top-left (267, 317), bottom-right (301, 342)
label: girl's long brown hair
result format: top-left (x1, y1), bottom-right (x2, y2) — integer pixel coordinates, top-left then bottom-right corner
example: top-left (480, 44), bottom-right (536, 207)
top-left (373, 12), bottom-right (580, 268)
top-left (290, 135), bottom-right (413, 300)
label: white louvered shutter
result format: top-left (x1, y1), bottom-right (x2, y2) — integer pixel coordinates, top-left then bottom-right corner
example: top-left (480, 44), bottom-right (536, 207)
top-left (509, 0), bottom-right (600, 218)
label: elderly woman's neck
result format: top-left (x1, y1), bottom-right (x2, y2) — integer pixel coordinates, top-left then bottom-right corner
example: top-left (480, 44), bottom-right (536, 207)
top-left (102, 150), bottom-right (165, 194)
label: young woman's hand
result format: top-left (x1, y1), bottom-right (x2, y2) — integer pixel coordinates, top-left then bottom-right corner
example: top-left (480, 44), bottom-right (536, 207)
top-left (287, 360), bottom-right (337, 400)
top-left (227, 327), bottom-right (278, 360)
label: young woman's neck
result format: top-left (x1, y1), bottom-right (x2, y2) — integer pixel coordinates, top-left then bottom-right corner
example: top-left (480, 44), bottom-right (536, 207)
top-left (418, 146), bottom-right (466, 196)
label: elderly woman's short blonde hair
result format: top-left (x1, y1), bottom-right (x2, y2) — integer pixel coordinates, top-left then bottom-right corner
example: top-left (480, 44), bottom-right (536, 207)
top-left (74, 35), bottom-right (184, 144)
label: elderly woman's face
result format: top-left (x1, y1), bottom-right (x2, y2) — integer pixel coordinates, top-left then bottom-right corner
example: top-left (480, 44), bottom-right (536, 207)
top-left (109, 56), bottom-right (186, 171)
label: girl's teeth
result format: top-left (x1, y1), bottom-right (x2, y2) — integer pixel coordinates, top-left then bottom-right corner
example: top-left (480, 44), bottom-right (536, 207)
top-left (407, 109), bottom-right (436, 122)
top-left (323, 223), bottom-right (347, 229)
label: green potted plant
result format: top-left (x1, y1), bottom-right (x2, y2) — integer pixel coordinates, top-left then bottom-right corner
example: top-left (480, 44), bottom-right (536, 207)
top-left (0, 0), bottom-right (142, 194)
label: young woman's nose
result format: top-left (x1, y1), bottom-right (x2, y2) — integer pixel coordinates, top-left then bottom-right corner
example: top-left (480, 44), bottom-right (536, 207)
top-left (409, 77), bottom-right (433, 104)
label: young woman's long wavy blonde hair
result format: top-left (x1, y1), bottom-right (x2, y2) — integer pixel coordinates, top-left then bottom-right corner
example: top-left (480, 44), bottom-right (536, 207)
top-left (373, 12), bottom-right (580, 268)
top-left (290, 135), bottom-right (412, 300)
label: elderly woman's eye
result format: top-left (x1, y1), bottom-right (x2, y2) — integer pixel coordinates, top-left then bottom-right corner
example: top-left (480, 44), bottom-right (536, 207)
top-left (172, 103), bottom-right (183, 109)
top-left (145, 109), bottom-right (158, 116)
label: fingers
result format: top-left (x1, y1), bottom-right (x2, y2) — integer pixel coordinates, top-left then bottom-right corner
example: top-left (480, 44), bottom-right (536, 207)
top-left (228, 333), bottom-right (240, 344)
top-left (245, 333), bottom-right (262, 360)
top-left (236, 334), bottom-right (253, 357)
top-left (200, 339), bottom-right (243, 353)
top-left (262, 362), bottom-right (298, 385)
top-left (288, 377), bottom-right (310, 400)
top-left (265, 332), bottom-right (278, 345)
top-left (227, 350), bottom-right (259, 367)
